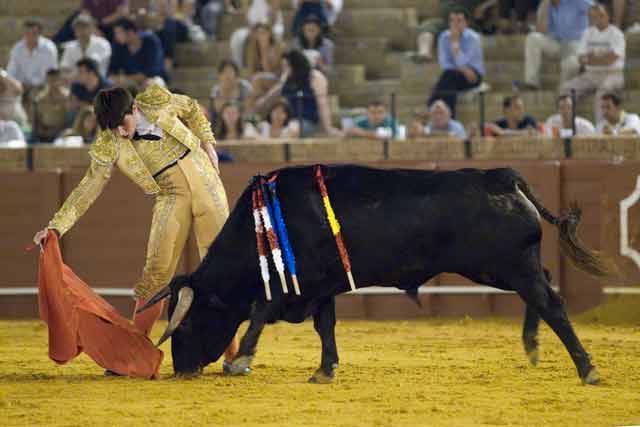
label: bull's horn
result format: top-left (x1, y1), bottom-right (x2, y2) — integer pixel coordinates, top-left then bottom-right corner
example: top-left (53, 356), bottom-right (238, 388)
top-left (136, 286), bottom-right (171, 314)
top-left (156, 287), bottom-right (194, 347)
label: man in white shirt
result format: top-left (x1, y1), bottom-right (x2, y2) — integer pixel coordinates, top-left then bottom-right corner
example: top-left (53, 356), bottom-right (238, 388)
top-left (544, 94), bottom-right (595, 137)
top-left (7, 19), bottom-right (58, 93)
top-left (0, 113), bottom-right (26, 143)
top-left (561, 4), bottom-right (625, 123)
top-left (60, 13), bottom-right (112, 78)
top-left (596, 93), bottom-right (640, 136)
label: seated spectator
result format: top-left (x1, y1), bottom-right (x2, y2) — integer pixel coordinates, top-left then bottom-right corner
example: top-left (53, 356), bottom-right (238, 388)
top-left (596, 92), bottom-right (640, 136)
top-left (409, 100), bottom-right (467, 139)
top-left (7, 19), bottom-right (59, 94)
top-left (210, 59), bottom-right (253, 119)
top-left (278, 50), bottom-right (340, 137)
top-left (31, 69), bottom-right (70, 143)
top-left (0, 113), bottom-right (26, 143)
top-left (257, 98), bottom-right (301, 138)
top-left (544, 94), bottom-right (595, 136)
top-left (60, 14), bottom-right (112, 79)
top-left (600, 0), bottom-right (625, 29)
top-left (70, 59), bottom-right (113, 111)
top-left (196, 0), bottom-right (236, 39)
top-left (513, 0), bottom-right (592, 91)
top-left (486, 94), bottom-right (538, 136)
top-left (145, 0), bottom-right (191, 72)
top-left (293, 14), bottom-right (335, 75)
top-left (412, 1), bottom-right (496, 61)
top-left (56, 106), bottom-right (98, 144)
top-left (291, 1), bottom-right (328, 36)
top-left (245, 22), bottom-right (285, 94)
top-left (561, 4), bottom-right (624, 123)
top-left (498, 0), bottom-right (539, 34)
top-left (109, 18), bottom-right (167, 87)
top-left (0, 68), bottom-right (28, 129)
top-left (229, 0), bottom-right (284, 68)
top-left (427, 9), bottom-right (485, 118)
top-left (54, 0), bottom-right (130, 44)
top-left (215, 102), bottom-right (258, 140)
top-left (346, 100), bottom-right (397, 140)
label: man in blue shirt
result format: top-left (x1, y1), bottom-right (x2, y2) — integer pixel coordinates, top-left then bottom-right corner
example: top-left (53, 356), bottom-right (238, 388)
top-left (108, 18), bottom-right (167, 88)
top-left (346, 100), bottom-right (398, 139)
top-left (514, 0), bottom-right (592, 91)
top-left (427, 8), bottom-right (484, 118)
top-left (409, 99), bottom-right (467, 139)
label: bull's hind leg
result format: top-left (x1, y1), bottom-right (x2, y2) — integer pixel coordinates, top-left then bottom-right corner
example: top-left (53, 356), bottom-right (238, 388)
top-left (522, 305), bottom-right (541, 366)
top-left (309, 297), bottom-right (339, 384)
top-left (512, 274), bottom-right (599, 385)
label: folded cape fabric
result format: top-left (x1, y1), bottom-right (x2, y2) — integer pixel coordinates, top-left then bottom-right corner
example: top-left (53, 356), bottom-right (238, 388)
top-left (37, 231), bottom-right (163, 379)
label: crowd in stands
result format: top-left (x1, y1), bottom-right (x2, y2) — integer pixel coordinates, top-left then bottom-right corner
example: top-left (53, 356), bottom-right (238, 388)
top-left (0, 0), bottom-right (639, 145)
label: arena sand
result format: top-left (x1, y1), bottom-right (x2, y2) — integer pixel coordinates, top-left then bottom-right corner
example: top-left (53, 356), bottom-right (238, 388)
top-left (1, 298), bottom-right (639, 427)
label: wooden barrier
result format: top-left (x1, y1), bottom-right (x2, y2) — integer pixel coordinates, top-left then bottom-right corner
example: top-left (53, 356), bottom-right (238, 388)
top-left (2, 150), bottom-right (639, 319)
top-left (471, 137), bottom-right (564, 160)
top-left (570, 136), bottom-right (639, 161)
top-left (388, 138), bottom-right (466, 161)
top-left (0, 147), bottom-right (28, 171)
top-left (32, 145), bottom-right (91, 171)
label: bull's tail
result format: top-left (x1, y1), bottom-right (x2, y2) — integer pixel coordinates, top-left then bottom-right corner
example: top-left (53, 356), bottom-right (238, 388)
top-left (515, 176), bottom-right (619, 280)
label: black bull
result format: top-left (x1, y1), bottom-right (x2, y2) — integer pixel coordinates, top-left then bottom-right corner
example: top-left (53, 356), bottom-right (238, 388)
top-left (140, 165), bottom-right (616, 384)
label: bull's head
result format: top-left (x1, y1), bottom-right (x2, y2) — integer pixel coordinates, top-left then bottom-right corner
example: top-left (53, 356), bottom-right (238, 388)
top-left (138, 275), bottom-right (242, 375)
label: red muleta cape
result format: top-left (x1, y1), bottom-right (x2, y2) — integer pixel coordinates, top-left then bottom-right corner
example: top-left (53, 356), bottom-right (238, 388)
top-left (37, 231), bottom-right (163, 379)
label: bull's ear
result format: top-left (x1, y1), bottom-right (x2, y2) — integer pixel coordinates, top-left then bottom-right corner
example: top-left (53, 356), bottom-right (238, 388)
top-left (209, 294), bottom-right (228, 310)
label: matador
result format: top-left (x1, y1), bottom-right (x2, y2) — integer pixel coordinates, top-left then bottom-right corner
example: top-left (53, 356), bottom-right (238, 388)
top-left (34, 85), bottom-right (239, 373)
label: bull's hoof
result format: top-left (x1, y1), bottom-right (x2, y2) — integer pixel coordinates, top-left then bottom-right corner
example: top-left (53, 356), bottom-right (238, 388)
top-left (225, 355), bottom-right (253, 376)
top-left (526, 348), bottom-right (540, 366)
top-left (581, 367), bottom-right (600, 385)
top-left (308, 368), bottom-right (334, 384)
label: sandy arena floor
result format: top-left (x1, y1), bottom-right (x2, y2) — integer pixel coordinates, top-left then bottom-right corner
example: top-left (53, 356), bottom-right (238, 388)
top-left (1, 301), bottom-right (639, 426)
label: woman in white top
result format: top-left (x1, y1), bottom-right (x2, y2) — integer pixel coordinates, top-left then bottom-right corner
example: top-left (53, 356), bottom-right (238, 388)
top-left (215, 101), bottom-right (258, 140)
top-left (229, 0), bottom-right (284, 68)
top-left (257, 98), bottom-right (300, 138)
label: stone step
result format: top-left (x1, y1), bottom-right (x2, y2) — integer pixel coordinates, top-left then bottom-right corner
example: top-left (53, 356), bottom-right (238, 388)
top-left (174, 41), bottom-right (231, 67)
top-left (0, 0), bottom-right (77, 17)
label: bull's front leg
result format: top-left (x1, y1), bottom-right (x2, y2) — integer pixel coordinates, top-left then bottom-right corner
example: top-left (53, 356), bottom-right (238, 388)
top-left (226, 302), bottom-right (273, 376)
top-left (309, 297), bottom-right (339, 384)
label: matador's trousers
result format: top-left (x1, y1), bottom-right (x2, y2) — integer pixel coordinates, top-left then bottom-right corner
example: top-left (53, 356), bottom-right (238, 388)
top-left (131, 149), bottom-right (238, 360)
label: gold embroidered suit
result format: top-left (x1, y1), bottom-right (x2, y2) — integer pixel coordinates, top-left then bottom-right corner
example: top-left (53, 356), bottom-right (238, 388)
top-left (48, 85), bottom-right (230, 299)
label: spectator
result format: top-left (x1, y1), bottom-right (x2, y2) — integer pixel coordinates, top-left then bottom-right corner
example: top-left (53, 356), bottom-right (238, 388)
top-left (197, 0), bottom-right (237, 39)
top-left (31, 69), bottom-right (70, 143)
top-left (498, 0), bottom-right (539, 34)
top-left (60, 14), bottom-right (112, 78)
top-left (411, 1), bottom-right (496, 61)
top-left (291, 1), bottom-right (327, 36)
top-left (57, 106), bottom-right (98, 144)
top-left (0, 68), bottom-right (28, 128)
top-left (409, 100), bottom-right (467, 139)
top-left (145, 0), bottom-right (191, 72)
top-left (0, 113), bottom-right (26, 143)
top-left (54, 0), bottom-right (130, 44)
top-left (596, 92), bottom-right (640, 136)
top-left (346, 100), bottom-right (397, 140)
top-left (70, 59), bottom-right (113, 111)
top-left (278, 50), bottom-right (340, 137)
top-left (7, 19), bottom-right (59, 93)
top-left (427, 9), bottom-right (485, 118)
top-left (293, 14), bottom-right (335, 75)
top-left (108, 18), bottom-right (167, 87)
top-left (486, 94), bottom-right (538, 136)
top-left (513, 0), bottom-right (592, 91)
top-left (215, 101), bottom-right (258, 140)
top-left (229, 0), bottom-right (284, 68)
top-left (245, 22), bottom-right (285, 88)
top-left (544, 94), bottom-right (595, 136)
top-left (600, 0), bottom-right (626, 29)
top-left (257, 98), bottom-right (301, 138)
top-left (210, 59), bottom-right (253, 119)
top-left (561, 4), bottom-right (624, 123)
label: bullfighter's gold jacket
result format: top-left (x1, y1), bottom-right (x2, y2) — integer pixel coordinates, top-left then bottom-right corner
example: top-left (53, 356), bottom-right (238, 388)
top-left (48, 84), bottom-right (217, 236)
